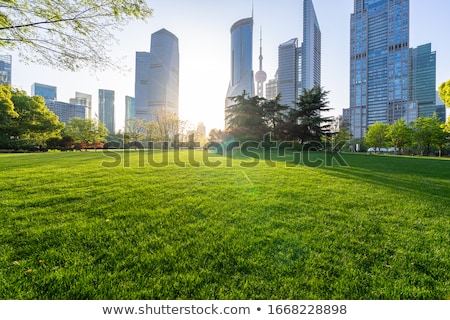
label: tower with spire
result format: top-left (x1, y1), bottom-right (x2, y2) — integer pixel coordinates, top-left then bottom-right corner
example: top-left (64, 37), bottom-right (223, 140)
top-left (255, 28), bottom-right (267, 97)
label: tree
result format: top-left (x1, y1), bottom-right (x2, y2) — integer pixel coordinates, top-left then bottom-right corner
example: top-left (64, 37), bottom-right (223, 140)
top-left (387, 119), bottom-right (413, 154)
top-left (261, 94), bottom-right (289, 140)
top-left (225, 91), bottom-right (267, 140)
top-left (412, 115), bottom-right (446, 156)
top-left (438, 80), bottom-right (450, 107)
top-left (288, 86), bottom-right (333, 143)
top-left (152, 110), bottom-right (186, 145)
top-left (365, 122), bottom-right (388, 150)
top-left (0, 0), bottom-right (153, 71)
top-left (0, 85), bottom-right (63, 148)
top-left (65, 117), bottom-right (108, 150)
top-left (125, 118), bottom-right (146, 148)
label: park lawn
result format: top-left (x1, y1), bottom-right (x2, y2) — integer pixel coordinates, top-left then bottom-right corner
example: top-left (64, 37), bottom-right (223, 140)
top-left (0, 150), bottom-right (449, 299)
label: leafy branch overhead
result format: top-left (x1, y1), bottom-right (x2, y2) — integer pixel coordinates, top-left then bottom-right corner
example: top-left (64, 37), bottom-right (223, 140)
top-left (0, 0), bottom-right (153, 70)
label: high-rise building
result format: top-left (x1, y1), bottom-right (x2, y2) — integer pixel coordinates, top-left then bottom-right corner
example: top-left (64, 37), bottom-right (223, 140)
top-left (225, 17), bottom-right (254, 116)
top-left (301, 0), bottom-right (321, 90)
top-left (435, 92), bottom-right (447, 121)
top-left (409, 43), bottom-right (439, 119)
top-left (70, 92), bottom-right (92, 118)
top-left (278, 38), bottom-right (299, 108)
top-left (349, 0), bottom-right (416, 138)
top-left (0, 55), bottom-right (12, 85)
top-left (125, 96), bottom-right (136, 121)
top-left (265, 73), bottom-right (278, 101)
top-left (99, 89), bottom-right (115, 133)
top-left (135, 28), bottom-right (179, 122)
top-left (31, 83), bottom-right (57, 100)
top-left (276, 0), bottom-right (321, 108)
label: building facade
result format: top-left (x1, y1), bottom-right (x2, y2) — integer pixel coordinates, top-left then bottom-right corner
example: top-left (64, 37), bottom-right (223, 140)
top-left (276, 0), bottom-right (321, 108)
top-left (225, 17), bottom-right (254, 117)
top-left (70, 92), bottom-right (92, 119)
top-left (125, 96), bottom-right (136, 121)
top-left (278, 38), bottom-right (299, 108)
top-left (135, 28), bottom-right (179, 122)
top-left (99, 89), bottom-right (115, 134)
top-left (409, 43), bottom-right (439, 119)
top-left (45, 101), bottom-right (87, 125)
top-left (349, 0), bottom-right (415, 138)
top-left (301, 0), bottom-right (321, 90)
top-left (0, 55), bottom-right (12, 85)
top-left (31, 83), bottom-right (57, 100)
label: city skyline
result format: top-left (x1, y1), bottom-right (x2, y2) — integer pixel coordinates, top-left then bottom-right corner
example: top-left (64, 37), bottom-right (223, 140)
top-left (6, 0), bottom-right (450, 133)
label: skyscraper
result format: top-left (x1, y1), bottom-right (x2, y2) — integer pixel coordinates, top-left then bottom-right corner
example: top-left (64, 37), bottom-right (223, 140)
top-left (278, 38), bottom-right (299, 107)
top-left (0, 55), bottom-right (11, 85)
top-left (301, 0), bottom-right (321, 90)
top-left (99, 89), bottom-right (115, 134)
top-left (226, 17), bottom-right (254, 110)
top-left (135, 28), bottom-right (179, 122)
top-left (349, 0), bottom-right (415, 138)
top-left (125, 96), bottom-right (136, 121)
top-left (409, 43), bottom-right (438, 119)
top-left (276, 0), bottom-right (321, 108)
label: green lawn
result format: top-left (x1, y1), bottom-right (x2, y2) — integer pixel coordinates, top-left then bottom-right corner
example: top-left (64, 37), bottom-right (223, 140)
top-left (0, 150), bottom-right (449, 299)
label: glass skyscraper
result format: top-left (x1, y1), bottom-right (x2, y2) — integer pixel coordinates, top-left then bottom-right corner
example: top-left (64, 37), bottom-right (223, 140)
top-left (99, 89), bottom-right (115, 134)
top-left (301, 0), bottom-right (321, 91)
top-left (135, 28), bottom-right (179, 122)
top-left (349, 0), bottom-right (415, 138)
top-left (276, 0), bottom-right (321, 108)
top-left (409, 43), bottom-right (440, 119)
top-left (0, 55), bottom-right (11, 85)
top-left (225, 17), bottom-right (254, 114)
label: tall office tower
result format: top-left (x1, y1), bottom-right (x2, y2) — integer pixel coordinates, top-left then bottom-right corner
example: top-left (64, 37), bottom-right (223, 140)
top-left (278, 38), bottom-right (299, 108)
top-left (349, 0), bottom-right (415, 138)
top-left (255, 28), bottom-right (267, 97)
top-left (225, 17), bottom-right (254, 114)
top-left (0, 55), bottom-right (12, 85)
top-left (301, 0), bottom-right (321, 90)
top-left (409, 43), bottom-right (438, 119)
top-left (99, 89), bottom-right (115, 134)
top-left (31, 83), bottom-right (57, 100)
top-left (435, 92), bottom-right (447, 121)
top-left (70, 92), bottom-right (92, 118)
top-left (125, 96), bottom-right (136, 121)
top-left (135, 28), bottom-right (179, 122)
top-left (277, 0), bottom-right (321, 107)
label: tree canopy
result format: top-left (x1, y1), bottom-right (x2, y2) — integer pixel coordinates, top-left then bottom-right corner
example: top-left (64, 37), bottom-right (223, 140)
top-left (438, 80), bottom-right (450, 107)
top-left (65, 117), bottom-right (108, 150)
top-left (0, 85), bottom-right (63, 148)
top-left (365, 122), bottom-right (388, 150)
top-left (0, 0), bottom-right (153, 70)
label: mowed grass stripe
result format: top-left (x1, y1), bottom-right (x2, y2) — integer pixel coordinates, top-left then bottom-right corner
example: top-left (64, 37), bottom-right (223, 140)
top-left (0, 150), bottom-right (449, 299)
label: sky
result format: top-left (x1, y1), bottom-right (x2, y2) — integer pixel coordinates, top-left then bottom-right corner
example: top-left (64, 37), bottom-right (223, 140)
top-left (7, 0), bottom-right (450, 134)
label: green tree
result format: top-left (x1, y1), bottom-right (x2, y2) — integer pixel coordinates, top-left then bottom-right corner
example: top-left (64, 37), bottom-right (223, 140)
top-left (288, 86), bottom-right (333, 143)
top-left (125, 118), bottom-right (146, 148)
top-left (65, 117), bottom-right (108, 150)
top-left (438, 80), bottom-right (450, 107)
top-left (0, 86), bottom-right (63, 148)
top-left (365, 122), bottom-right (388, 150)
top-left (261, 94), bottom-right (289, 140)
top-left (387, 119), bottom-right (413, 154)
top-left (225, 91), bottom-right (267, 140)
top-left (0, 0), bottom-right (153, 71)
top-left (412, 115), bottom-right (447, 156)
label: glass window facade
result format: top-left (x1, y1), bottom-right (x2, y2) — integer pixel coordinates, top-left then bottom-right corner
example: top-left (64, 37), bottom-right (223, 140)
top-left (0, 55), bottom-right (12, 85)
top-left (99, 89), bottom-right (115, 134)
top-left (31, 83), bottom-right (57, 100)
top-left (135, 29), bottom-right (179, 122)
top-left (349, 0), bottom-right (414, 138)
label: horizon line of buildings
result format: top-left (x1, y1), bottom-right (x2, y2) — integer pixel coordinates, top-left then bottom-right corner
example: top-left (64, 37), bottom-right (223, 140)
top-left (1, 0), bottom-right (448, 138)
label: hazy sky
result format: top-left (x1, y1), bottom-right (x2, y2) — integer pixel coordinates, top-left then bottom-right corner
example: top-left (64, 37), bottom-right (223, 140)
top-left (8, 0), bottom-right (450, 133)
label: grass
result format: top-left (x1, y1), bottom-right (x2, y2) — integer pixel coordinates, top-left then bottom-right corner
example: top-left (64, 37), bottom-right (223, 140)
top-left (0, 149), bottom-right (449, 299)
